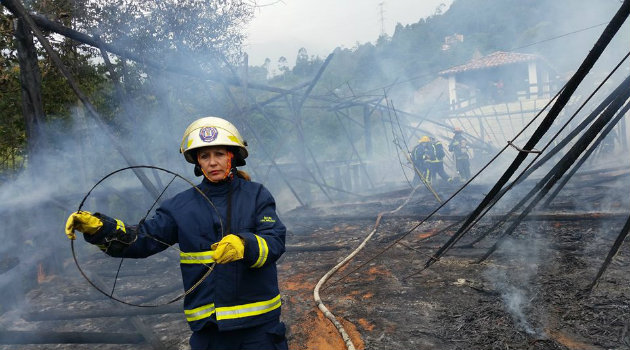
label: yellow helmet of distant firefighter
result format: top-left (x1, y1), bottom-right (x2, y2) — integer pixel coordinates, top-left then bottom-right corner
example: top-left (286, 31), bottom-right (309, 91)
top-left (179, 116), bottom-right (248, 166)
top-left (419, 136), bottom-right (431, 143)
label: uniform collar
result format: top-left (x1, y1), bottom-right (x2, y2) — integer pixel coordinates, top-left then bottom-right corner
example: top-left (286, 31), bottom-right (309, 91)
top-left (200, 176), bottom-right (238, 195)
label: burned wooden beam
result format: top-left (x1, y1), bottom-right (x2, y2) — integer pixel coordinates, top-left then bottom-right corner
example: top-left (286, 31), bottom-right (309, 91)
top-left (421, 0), bottom-right (630, 273)
top-left (87, 273), bottom-right (170, 350)
top-left (475, 83), bottom-right (630, 264)
top-left (0, 256), bottom-right (19, 274)
top-left (296, 53), bottom-right (334, 111)
top-left (2, 0), bottom-right (163, 200)
top-left (585, 213), bottom-right (630, 292)
top-left (14, 17), bottom-right (47, 155)
top-left (543, 101), bottom-right (630, 207)
top-left (510, 63), bottom-right (630, 189)
top-left (0, 330), bottom-right (144, 344)
top-left (22, 304), bottom-right (181, 321)
top-left (334, 110), bottom-right (375, 189)
top-left (284, 212), bottom-right (629, 225)
top-left (4, 9), bottom-right (301, 96)
top-left (286, 245), bottom-right (347, 253)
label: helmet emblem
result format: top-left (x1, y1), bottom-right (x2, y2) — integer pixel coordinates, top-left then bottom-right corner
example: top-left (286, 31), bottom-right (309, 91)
top-left (199, 127), bottom-right (218, 142)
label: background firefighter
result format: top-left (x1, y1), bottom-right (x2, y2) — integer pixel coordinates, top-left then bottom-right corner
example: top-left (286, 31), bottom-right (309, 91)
top-left (410, 136), bottom-right (431, 186)
top-left (448, 128), bottom-right (471, 181)
top-left (65, 117), bottom-right (289, 350)
top-left (411, 136), bottom-right (449, 186)
top-left (430, 136), bottom-right (450, 184)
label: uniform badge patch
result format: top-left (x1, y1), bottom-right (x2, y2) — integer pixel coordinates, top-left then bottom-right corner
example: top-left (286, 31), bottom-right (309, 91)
top-left (199, 127), bottom-right (218, 142)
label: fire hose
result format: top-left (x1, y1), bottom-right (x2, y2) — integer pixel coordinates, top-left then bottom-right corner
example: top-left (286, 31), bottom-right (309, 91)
top-left (313, 185), bottom-right (420, 350)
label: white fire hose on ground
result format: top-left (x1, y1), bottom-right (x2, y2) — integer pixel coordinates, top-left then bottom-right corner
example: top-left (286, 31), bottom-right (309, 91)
top-left (313, 186), bottom-right (420, 350)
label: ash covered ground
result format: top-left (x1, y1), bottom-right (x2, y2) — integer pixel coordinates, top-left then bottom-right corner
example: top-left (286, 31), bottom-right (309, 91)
top-left (1, 177), bottom-right (630, 350)
top-left (280, 178), bottom-right (630, 350)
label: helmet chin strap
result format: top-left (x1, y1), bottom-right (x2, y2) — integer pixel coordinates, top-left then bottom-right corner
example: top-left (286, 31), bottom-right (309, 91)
top-left (198, 151), bottom-right (234, 183)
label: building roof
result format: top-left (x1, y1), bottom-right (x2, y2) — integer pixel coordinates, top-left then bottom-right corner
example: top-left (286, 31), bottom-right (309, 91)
top-left (439, 51), bottom-right (541, 75)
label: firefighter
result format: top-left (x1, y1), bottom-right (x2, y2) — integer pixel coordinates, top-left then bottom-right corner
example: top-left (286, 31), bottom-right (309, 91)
top-left (430, 136), bottom-right (450, 183)
top-left (411, 136), bottom-right (432, 185)
top-left (411, 136), bottom-right (449, 185)
top-left (65, 117), bottom-right (288, 350)
top-left (448, 127), bottom-right (471, 181)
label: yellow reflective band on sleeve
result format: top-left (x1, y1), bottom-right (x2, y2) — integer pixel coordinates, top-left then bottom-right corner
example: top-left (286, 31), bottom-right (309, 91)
top-left (185, 303), bottom-right (216, 322)
top-left (180, 251), bottom-right (215, 264)
top-left (115, 219), bottom-right (126, 233)
top-left (250, 235), bottom-right (269, 268)
top-left (215, 294), bottom-right (281, 321)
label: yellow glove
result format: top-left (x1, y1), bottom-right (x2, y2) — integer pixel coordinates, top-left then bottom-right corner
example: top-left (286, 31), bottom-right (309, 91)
top-left (65, 211), bottom-right (103, 240)
top-left (211, 234), bottom-right (245, 264)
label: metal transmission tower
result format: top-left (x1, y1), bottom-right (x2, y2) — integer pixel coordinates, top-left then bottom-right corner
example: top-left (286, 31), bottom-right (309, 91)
top-left (378, 2), bottom-right (386, 37)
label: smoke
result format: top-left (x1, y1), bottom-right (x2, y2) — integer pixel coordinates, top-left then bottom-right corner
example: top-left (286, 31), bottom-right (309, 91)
top-left (483, 235), bottom-right (546, 336)
top-left (0, 2), bottom-right (628, 347)
top-left (501, 283), bottom-right (535, 335)
top-left (0, 77), bottom-right (200, 319)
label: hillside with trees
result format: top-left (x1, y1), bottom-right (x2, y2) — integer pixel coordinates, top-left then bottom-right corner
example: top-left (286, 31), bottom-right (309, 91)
top-left (0, 0), bottom-right (625, 182)
top-left (271, 0), bottom-right (624, 94)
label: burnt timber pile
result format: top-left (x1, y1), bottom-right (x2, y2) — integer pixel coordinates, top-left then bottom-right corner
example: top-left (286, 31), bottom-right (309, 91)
top-left (277, 166), bottom-right (630, 350)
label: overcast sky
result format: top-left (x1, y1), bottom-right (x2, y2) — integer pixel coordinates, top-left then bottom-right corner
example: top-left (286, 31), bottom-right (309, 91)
top-left (244, 0), bottom-right (454, 66)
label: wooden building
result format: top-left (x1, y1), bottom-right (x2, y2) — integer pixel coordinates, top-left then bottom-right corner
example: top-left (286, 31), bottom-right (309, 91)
top-left (435, 51), bottom-right (560, 147)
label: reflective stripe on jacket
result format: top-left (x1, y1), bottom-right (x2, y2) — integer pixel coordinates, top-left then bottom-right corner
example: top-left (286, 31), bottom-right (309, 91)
top-left (185, 294), bottom-right (282, 323)
top-left (119, 176), bottom-right (286, 332)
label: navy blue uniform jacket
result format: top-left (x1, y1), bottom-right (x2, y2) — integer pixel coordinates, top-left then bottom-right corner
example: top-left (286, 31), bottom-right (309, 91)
top-left (117, 176), bottom-right (286, 332)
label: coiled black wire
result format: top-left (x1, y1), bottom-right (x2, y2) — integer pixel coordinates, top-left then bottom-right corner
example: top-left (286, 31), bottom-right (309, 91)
top-left (71, 165), bottom-right (221, 307)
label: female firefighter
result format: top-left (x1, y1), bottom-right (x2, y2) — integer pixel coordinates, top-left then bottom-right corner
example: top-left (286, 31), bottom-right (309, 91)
top-left (64, 117), bottom-right (288, 350)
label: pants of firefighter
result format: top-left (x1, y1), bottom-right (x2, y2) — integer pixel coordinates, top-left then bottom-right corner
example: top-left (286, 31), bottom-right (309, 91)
top-left (189, 319), bottom-right (288, 350)
top-left (456, 157), bottom-right (471, 180)
top-left (412, 161), bottom-right (429, 186)
top-left (429, 161), bottom-right (450, 183)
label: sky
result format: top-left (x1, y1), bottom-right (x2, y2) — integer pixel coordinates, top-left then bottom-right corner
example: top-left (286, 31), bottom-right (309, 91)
top-left (244, 0), bottom-right (454, 67)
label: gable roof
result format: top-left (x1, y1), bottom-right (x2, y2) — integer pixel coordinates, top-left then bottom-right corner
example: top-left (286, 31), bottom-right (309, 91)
top-left (439, 51), bottom-right (540, 75)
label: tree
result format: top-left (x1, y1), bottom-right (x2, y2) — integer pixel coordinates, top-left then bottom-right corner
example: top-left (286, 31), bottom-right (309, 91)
top-left (0, 1), bottom-right (110, 175)
top-left (292, 47), bottom-right (309, 76)
top-left (87, 0), bottom-right (253, 67)
top-left (0, 0), bottom-right (256, 178)
top-left (278, 56), bottom-right (289, 75)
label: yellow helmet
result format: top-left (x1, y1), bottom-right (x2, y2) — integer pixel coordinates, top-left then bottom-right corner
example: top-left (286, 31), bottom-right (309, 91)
top-left (179, 117), bottom-right (248, 166)
top-left (419, 136), bottom-right (431, 143)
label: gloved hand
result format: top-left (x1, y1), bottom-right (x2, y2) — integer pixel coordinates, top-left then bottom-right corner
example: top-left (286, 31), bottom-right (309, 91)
top-left (211, 234), bottom-right (245, 264)
top-left (65, 211), bottom-right (103, 240)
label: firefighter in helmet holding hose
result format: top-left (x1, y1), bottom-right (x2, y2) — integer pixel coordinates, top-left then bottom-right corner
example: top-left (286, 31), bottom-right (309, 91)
top-left (411, 135), bottom-right (450, 185)
top-left (65, 117), bottom-right (288, 350)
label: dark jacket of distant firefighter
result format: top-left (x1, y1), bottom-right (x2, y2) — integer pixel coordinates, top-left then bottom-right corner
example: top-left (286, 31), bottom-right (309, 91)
top-left (412, 140), bottom-right (442, 164)
top-left (448, 132), bottom-right (471, 180)
top-left (411, 137), bottom-right (448, 183)
top-left (87, 175), bottom-right (286, 332)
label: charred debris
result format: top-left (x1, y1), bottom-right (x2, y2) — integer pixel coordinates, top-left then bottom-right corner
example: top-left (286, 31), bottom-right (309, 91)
top-left (2, 0), bottom-right (630, 349)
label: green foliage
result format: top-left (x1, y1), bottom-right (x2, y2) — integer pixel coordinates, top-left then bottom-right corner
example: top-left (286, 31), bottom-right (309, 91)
top-left (0, 15), bottom-right (26, 175)
top-left (0, 0), bottom-right (255, 179)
